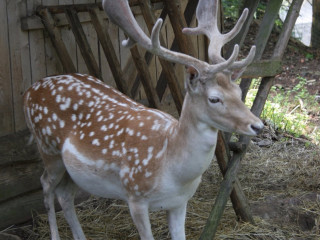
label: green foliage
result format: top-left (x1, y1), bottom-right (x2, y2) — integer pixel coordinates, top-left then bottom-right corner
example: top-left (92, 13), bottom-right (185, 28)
top-left (246, 78), bottom-right (320, 145)
top-left (222, 0), bottom-right (242, 19)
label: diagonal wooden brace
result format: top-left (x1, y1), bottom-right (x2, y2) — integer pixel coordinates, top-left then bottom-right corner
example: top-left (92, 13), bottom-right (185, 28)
top-left (65, 7), bottom-right (101, 79)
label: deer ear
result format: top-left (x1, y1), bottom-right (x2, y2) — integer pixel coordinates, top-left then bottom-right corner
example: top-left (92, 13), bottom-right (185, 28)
top-left (185, 66), bottom-right (200, 92)
top-left (231, 67), bottom-right (246, 81)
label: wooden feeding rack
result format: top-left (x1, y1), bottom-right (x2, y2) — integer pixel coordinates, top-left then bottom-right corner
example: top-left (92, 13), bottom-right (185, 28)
top-left (20, 0), bottom-right (304, 238)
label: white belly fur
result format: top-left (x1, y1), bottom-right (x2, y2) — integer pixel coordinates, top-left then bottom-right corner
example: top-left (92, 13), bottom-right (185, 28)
top-left (62, 138), bottom-right (201, 211)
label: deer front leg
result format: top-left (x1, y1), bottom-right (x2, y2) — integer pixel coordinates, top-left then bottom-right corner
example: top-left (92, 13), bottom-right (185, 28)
top-left (167, 203), bottom-right (187, 240)
top-left (128, 201), bottom-right (154, 240)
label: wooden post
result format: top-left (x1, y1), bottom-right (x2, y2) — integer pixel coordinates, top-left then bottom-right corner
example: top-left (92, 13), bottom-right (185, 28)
top-left (199, 150), bottom-right (244, 240)
top-left (37, 8), bottom-right (76, 74)
top-left (88, 6), bottom-right (130, 96)
top-left (65, 7), bottom-right (101, 79)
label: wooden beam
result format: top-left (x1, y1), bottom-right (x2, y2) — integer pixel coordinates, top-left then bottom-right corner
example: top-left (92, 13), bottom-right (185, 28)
top-left (242, 59), bottom-right (282, 78)
top-left (130, 46), bottom-right (161, 109)
top-left (156, 0), bottom-right (199, 101)
top-left (240, 0), bottom-right (283, 101)
top-left (163, 0), bottom-right (196, 56)
top-left (37, 8), bottom-right (76, 73)
top-left (138, 0), bottom-right (183, 113)
top-left (65, 7), bottom-right (101, 78)
top-left (199, 151), bottom-right (243, 240)
top-left (88, 6), bottom-right (129, 95)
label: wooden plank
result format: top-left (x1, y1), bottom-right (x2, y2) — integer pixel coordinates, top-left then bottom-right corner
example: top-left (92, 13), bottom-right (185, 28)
top-left (0, 0), bottom-right (14, 137)
top-left (255, 0), bottom-right (284, 59)
top-left (0, 129), bottom-right (39, 166)
top-left (138, 0), bottom-right (183, 112)
top-left (59, 0), bottom-right (78, 74)
top-left (156, 0), bottom-right (198, 101)
top-left (242, 60), bottom-right (282, 78)
top-left (42, 0), bottom-right (64, 76)
top-left (0, 190), bottom-right (44, 229)
top-left (130, 46), bottom-right (161, 108)
top-left (38, 8), bottom-right (76, 73)
top-left (0, 162), bottom-right (43, 202)
top-left (27, 0), bottom-right (46, 84)
top-left (0, 188), bottom-right (90, 230)
top-left (21, 3), bottom-right (164, 31)
top-left (163, 0), bottom-right (196, 56)
top-left (215, 132), bottom-right (255, 223)
top-left (200, 151), bottom-right (243, 240)
top-left (240, 0), bottom-right (283, 100)
top-left (89, 6), bottom-right (129, 95)
top-left (74, 0), bottom-right (100, 77)
top-left (65, 7), bottom-right (101, 78)
top-left (7, 0), bottom-right (32, 132)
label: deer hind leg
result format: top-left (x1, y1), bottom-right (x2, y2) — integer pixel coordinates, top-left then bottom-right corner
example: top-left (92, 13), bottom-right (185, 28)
top-left (128, 201), bottom-right (154, 240)
top-left (40, 154), bottom-right (66, 240)
top-left (55, 173), bottom-right (86, 240)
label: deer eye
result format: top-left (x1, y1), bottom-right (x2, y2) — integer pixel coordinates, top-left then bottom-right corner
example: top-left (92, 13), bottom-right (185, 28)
top-left (208, 97), bottom-right (221, 104)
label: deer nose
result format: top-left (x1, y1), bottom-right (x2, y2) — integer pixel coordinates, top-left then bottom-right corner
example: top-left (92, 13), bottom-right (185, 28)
top-left (250, 122), bottom-right (264, 135)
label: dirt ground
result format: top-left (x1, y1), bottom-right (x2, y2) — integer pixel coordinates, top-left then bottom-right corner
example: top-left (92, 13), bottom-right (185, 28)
top-left (2, 20), bottom-right (320, 240)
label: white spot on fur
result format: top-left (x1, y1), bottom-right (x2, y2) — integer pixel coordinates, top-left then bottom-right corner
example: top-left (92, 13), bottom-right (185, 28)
top-left (92, 139), bottom-right (100, 146)
top-left (59, 120), bottom-right (65, 128)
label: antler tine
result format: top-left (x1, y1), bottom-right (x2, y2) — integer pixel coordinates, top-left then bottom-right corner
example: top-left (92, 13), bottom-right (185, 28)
top-left (229, 45), bottom-right (256, 70)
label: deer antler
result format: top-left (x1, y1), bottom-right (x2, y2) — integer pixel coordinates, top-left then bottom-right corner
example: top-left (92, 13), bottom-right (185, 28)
top-left (102, 0), bottom-right (255, 77)
top-left (182, 0), bottom-right (255, 68)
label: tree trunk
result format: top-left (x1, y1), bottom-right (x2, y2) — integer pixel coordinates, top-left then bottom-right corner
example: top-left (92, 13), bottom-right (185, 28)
top-left (312, 0), bottom-right (320, 48)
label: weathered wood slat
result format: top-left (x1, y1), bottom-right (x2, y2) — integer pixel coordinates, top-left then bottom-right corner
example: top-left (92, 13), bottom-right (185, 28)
top-left (199, 151), bottom-right (243, 240)
top-left (60, 0), bottom-right (79, 78)
top-left (156, 0), bottom-right (199, 101)
top-left (0, 130), bottom-right (38, 166)
top-left (0, 188), bottom-right (90, 230)
top-left (42, 0), bottom-right (64, 76)
top-left (240, 0), bottom-right (283, 100)
top-left (130, 46), bottom-right (161, 108)
top-left (242, 60), bottom-right (282, 78)
top-left (0, 162), bottom-right (43, 202)
top-left (38, 8), bottom-right (76, 73)
top-left (65, 7), bottom-right (101, 78)
top-left (7, 0), bottom-right (32, 132)
top-left (163, 0), bottom-right (196, 57)
top-left (138, 0), bottom-right (183, 112)
top-left (0, 0), bottom-right (14, 137)
top-left (89, 6), bottom-right (129, 95)
top-left (215, 133), bottom-right (255, 224)
top-left (27, 0), bottom-right (46, 84)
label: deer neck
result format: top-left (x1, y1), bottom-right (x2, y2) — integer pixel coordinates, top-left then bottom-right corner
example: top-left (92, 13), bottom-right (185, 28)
top-left (167, 93), bottom-right (218, 184)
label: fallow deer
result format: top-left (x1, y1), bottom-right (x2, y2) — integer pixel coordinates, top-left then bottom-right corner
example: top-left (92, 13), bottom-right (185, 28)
top-left (23, 0), bottom-right (263, 239)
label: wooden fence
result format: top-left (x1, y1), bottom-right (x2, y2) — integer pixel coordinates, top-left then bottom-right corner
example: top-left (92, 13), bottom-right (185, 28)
top-left (0, 0), bottom-right (205, 138)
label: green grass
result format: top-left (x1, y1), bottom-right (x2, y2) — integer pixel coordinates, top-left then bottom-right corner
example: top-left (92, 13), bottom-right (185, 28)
top-left (246, 77), bottom-right (320, 145)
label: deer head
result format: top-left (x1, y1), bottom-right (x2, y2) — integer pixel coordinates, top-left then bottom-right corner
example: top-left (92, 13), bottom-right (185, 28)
top-left (102, 0), bottom-right (262, 136)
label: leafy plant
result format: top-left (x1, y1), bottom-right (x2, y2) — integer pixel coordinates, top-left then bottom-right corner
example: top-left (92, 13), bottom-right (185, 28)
top-left (246, 77), bottom-right (320, 145)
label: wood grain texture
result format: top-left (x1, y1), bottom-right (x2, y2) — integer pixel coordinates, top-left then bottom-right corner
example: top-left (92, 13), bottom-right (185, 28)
top-left (0, 0), bottom-right (14, 137)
